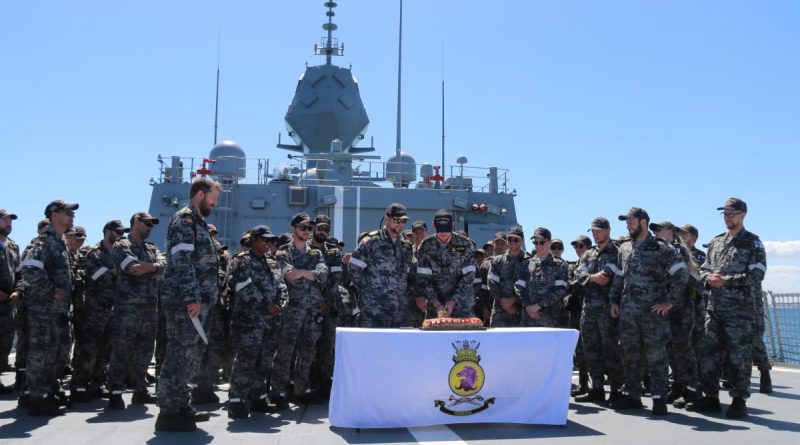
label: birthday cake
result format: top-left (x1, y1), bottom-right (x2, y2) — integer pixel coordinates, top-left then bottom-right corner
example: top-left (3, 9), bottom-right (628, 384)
top-left (421, 317), bottom-right (485, 331)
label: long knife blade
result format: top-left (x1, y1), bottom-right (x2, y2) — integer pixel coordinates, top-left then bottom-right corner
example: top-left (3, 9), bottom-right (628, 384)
top-left (190, 316), bottom-right (208, 344)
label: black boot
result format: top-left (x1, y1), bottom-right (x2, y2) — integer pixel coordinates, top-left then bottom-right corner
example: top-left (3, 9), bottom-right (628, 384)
top-left (191, 386), bottom-right (220, 404)
top-left (575, 388), bottom-right (605, 403)
top-left (687, 396), bottom-right (721, 413)
top-left (672, 388), bottom-right (697, 409)
top-left (179, 405), bottom-right (210, 422)
top-left (652, 398), bottom-right (668, 416)
top-left (571, 372), bottom-right (590, 397)
top-left (155, 411), bottom-right (196, 432)
top-left (70, 387), bottom-right (91, 403)
top-left (108, 393), bottom-right (125, 410)
top-left (726, 397), bottom-right (747, 419)
top-left (272, 392), bottom-right (289, 410)
top-left (611, 395), bottom-right (644, 410)
top-left (228, 400), bottom-right (249, 419)
top-left (18, 392), bottom-right (31, 408)
top-left (28, 396), bottom-right (62, 417)
top-left (607, 388), bottom-right (623, 407)
top-left (666, 384), bottom-right (684, 404)
top-left (250, 394), bottom-right (272, 412)
top-left (0, 382), bottom-right (12, 395)
top-left (759, 370), bottom-right (773, 394)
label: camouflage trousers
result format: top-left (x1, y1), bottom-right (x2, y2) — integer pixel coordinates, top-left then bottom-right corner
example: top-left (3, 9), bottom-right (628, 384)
top-left (26, 295), bottom-right (70, 399)
top-left (315, 314), bottom-right (337, 383)
top-left (752, 294), bottom-right (771, 372)
top-left (668, 301), bottom-right (697, 390)
top-left (156, 300), bottom-right (210, 413)
top-left (569, 306), bottom-right (588, 375)
top-left (699, 303), bottom-right (754, 399)
top-left (489, 300), bottom-right (521, 327)
top-left (13, 301), bottom-right (29, 371)
top-left (70, 296), bottom-right (114, 389)
top-left (618, 302), bottom-right (671, 399)
top-left (107, 303), bottom-right (156, 393)
top-left (0, 301), bottom-right (14, 366)
top-left (154, 301), bottom-right (166, 377)
top-left (581, 306), bottom-right (624, 389)
top-left (358, 296), bottom-right (405, 328)
top-left (194, 302), bottom-right (228, 389)
top-left (228, 299), bottom-right (279, 400)
top-left (270, 302), bottom-right (323, 396)
top-left (520, 306), bottom-right (559, 328)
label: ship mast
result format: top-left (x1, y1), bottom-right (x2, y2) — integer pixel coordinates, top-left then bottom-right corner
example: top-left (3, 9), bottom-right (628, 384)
top-left (315, 1), bottom-right (344, 64)
top-left (395, 0), bottom-right (403, 159)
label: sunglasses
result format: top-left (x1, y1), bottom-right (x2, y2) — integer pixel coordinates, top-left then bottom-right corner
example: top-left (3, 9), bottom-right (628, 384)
top-left (575, 244), bottom-right (587, 249)
top-left (297, 225), bottom-right (314, 232)
top-left (59, 210), bottom-right (75, 217)
top-left (392, 217), bottom-right (409, 224)
top-left (507, 237), bottom-right (522, 244)
top-left (722, 211), bottom-right (742, 218)
top-left (551, 246), bottom-right (564, 251)
top-left (316, 225), bottom-right (331, 233)
top-left (141, 220), bottom-right (154, 228)
top-left (534, 240), bottom-right (548, 246)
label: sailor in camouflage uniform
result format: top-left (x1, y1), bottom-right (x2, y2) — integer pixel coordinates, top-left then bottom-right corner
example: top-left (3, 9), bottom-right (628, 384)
top-left (19, 200), bottom-right (77, 416)
top-left (348, 203), bottom-right (415, 327)
top-left (0, 209), bottom-right (20, 394)
top-left (63, 226), bottom-right (88, 377)
top-left (270, 213), bottom-right (329, 407)
top-left (516, 227), bottom-right (569, 327)
top-left (12, 219), bottom-right (49, 394)
top-left (608, 208), bottom-right (688, 416)
top-left (572, 219), bottom-right (625, 404)
top-left (309, 215), bottom-right (343, 396)
top-left (156, 178), bottom-right (221, 432)
top-left (689, 198), bottom-right (767, 419)
top-left (70, 220), bottom-right (127, 403)
top-left (226, 225), bottom-right (282, 419)
top-left (416, 210), bottom-right (476, 318)
top-left (649, 220), bottom-right (700, 406)
top-left (677, 223), bottom-right (708, 402)
top-left (107, 212), bottom-right (165, 410)
top-left (486, 226), bottom-right (529, 327)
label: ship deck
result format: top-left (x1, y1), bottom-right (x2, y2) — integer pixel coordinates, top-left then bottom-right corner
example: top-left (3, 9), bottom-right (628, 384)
top-left (1, 366), bottom-right (798, 445)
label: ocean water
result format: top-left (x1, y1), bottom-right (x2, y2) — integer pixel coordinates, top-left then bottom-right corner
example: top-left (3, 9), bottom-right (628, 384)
top-left (765, 306), bottom-right (800, 365)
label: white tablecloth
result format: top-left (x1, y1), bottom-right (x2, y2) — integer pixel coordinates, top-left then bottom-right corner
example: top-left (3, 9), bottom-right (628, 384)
top-left (329, 327), bottom-right (579, 428)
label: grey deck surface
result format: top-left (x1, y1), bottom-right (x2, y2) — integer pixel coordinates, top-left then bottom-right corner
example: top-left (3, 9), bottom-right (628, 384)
top-left (1, 367), bottom-right (797, 444)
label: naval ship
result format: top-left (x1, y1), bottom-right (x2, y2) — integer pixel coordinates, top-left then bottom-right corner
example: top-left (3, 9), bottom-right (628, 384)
top-left (145, 1), bottom-right (518, 251)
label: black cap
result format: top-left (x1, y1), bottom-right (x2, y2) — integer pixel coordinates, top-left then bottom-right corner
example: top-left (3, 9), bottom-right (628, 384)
top-left (291, 212), bottom-right (313, 227)
top-left (588, 216), bottom-right (610, 231)
top-left (571, 235), bottom-right (592, 248)
top-left (433, 209), bottom-right (454, 233)
top-left (328, 236), bottom-right (345, 248)
top-left (37, 219), bottom-right (50, 230)
top-left (0, 209), bottom-right (17, 220)
top-left (506, 226), bottom-right (524, 240)
top-left (314, 215), bottom-right (331, 226)
top-left (251, 224), bottom-right (278, 239)
top-left (618, 207), bottom-right (649, 221)
top-left (482, 241), bottom-right (493, 249)
top-left (65, 226), bottom-right (87, 239)
top-left (475, 248), bottom-right (486, 256)
top-left (131, 211), bottom-right (160, 226)
top-left (240, 229), bottom-right (252, 247)
top-left (531, 227), bottom-right (552, 240)
top-left (411, 220), bottom-right (427, 231)
top-left (278, 232), bottom-right (293, 247)
top-left (103, 220), bottom-right (130, 234)
top-left (44, 200), bottom-right (79, 218)
top-left (494, 232), bottom-right (507, 241)
top-left (385, 203), bottom-right (408, 219)
top-left (717, 197), bottom-right (747, 213)
top-left (550, 238), bottom-right (564, 249)
top-left (649, 220), bottom-right (676, 233)
top-left (678, 224), bottom-right (699, 238)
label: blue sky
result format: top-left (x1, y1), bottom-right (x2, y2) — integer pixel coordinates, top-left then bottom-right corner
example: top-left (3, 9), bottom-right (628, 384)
top-left (2, 0), bottom-right (799, 290)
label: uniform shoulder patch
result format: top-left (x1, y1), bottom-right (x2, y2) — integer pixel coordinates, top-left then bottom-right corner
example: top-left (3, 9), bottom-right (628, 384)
top-left (368, 230), bottom-right (380, 238)
top-left (754, 240), bottom-right (764, 249)
top-left (235, 251), bottom-right (247, 258)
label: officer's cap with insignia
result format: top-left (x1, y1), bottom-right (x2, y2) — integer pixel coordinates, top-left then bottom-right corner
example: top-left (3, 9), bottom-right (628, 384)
top-left (531, 227), bottom-right (552, 241)
top-left (678, 224), bottom-right (699, 239)
top-left (571, 235), bottom-right (592, 248)
top-left (618, 207), bottom-right (649, 222)
top-left (717, 197), bottom-right (747, 213)
top-left (251, 224), bottom-right (279, 240)
top-left (433, 209), bottom-right (454, 233)
top-left (131, 211), bottom-right (160, 227)
top-left (44, 199), bottom-right (79, 218)
top-left (588, 216), bottom-right (610, 231)
top-left (103, 220), bottom-right (130, 235)
top-left (649, 220), bottom-right (676, 233)
top-left (0, 209), bottom-right (18, 220)
top-left (65, 226), bottom-right (87, 239)
top-left (291, 212), bottom-right (313, 227)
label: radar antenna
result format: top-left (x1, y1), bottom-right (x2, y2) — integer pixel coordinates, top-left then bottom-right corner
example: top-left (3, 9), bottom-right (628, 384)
top-left (315, 1), bottom-right (344, 64)
top-left (213, 28), bottom-right (221, 145)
